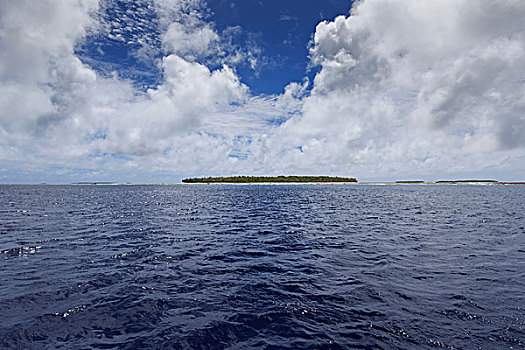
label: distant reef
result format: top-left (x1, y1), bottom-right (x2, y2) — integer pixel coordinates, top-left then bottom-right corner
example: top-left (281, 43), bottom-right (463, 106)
top-left (436, 180), bottom-right (498, 184)
top-left (182, 176), bottom-right (358, 184)
top-left (72, 182), bottom-right (117, 185)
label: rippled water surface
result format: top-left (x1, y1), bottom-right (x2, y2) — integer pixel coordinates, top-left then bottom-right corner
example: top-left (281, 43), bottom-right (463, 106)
top-left (1, 184), bottom-right (524, 349)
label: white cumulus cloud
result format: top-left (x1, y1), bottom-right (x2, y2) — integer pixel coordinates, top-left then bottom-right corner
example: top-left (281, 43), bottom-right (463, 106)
top-left (267, 0), bottom-right (525, 180)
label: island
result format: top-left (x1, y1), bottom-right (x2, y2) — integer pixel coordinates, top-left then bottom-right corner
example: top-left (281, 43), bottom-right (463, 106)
top-left (395, 180), bottom-right (425, 184)
top-left (182, 176), bottom-right (358, 184)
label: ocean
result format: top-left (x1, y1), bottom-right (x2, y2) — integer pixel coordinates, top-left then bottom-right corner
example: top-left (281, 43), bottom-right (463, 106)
top-left (1, 184), bottom-right (524, 349)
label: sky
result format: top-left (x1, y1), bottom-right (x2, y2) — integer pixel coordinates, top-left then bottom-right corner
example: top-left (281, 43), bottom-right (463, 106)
top-left (0, 0), bottom-right (524, 183)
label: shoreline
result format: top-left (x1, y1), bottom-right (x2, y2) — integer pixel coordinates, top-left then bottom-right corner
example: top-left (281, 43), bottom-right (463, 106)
top-left (179, 181), bottom-right (524, 186)
top-left (1, 182), bottom-right (524, 186)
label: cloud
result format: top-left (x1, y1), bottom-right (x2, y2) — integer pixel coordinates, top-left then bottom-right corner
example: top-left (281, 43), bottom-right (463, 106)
top-left (163, 22), bottom-right (219, 60)
top-left (100, 55), bottom-right (248, 157)
top-left (0, 0), bottom-right (250, 181)
top-left (154, 0), bottom-right (260, 69)
top-left (279, 14), bottom-right (298, 22)
top-left (0, 0), bottom-right (101, 155)
top-left (268, 0), bottom-right (525, 179)
top-left (154, 0), bottom-right (218, 60)
top-left (0, 0), bottom-right (524, 182)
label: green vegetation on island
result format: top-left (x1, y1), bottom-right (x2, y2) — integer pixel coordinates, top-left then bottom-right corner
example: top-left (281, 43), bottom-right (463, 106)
top-left (182, 175), bottom-right (358, 184)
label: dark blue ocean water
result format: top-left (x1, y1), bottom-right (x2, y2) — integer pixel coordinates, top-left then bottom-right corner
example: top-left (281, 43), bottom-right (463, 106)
top-left (1, 184), bottom-right (524, 349)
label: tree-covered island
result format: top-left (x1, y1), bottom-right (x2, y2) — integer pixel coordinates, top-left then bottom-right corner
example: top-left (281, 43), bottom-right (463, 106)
top-left (182, 176), bottom-right (358, 183)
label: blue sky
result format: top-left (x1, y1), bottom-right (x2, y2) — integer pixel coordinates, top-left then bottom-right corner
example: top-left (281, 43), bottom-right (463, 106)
top-left (76, 0), bottom-right (353, 95)
top-left (206, 0), bottom-right (353, 94)
top-left (0, 0), bottom-right (524, 183)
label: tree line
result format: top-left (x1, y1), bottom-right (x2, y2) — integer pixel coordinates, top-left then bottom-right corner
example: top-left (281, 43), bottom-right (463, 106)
top-left (182, 176), bottom-right (358, 183)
